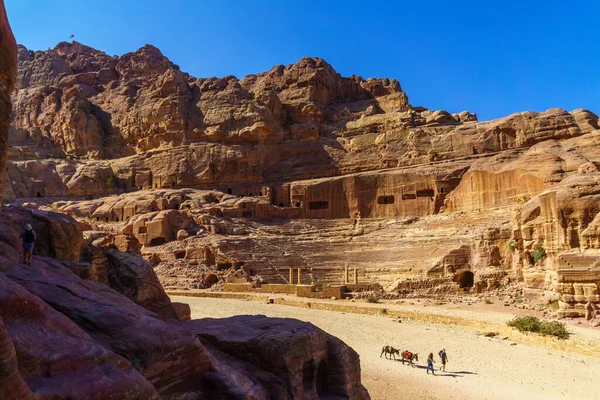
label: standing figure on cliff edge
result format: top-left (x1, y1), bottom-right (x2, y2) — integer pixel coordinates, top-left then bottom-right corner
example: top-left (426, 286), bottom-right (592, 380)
top-left (20, 224), bottom-right (37, 265)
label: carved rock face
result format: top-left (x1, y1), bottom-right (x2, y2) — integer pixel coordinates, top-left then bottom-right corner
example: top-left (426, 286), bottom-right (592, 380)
top-left (0, 0), bottom-right (17, 206)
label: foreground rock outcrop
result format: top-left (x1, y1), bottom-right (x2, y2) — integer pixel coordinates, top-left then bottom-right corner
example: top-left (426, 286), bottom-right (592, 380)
top-left (0, 0), bottom-right (16, 205)
top-left (0, 207), bottom-right (371, 399)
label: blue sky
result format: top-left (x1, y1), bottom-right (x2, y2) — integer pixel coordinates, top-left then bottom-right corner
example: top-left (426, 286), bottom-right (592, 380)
top-left (6, 0), bottom-right (599, 121)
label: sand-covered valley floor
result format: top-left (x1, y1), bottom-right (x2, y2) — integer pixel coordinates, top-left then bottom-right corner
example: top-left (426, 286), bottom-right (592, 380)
top-left (171, 295), bottom-right (600, 400)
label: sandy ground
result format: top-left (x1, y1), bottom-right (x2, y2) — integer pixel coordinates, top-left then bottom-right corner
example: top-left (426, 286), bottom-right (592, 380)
top-left (171, 295), bottom-right (600, 400)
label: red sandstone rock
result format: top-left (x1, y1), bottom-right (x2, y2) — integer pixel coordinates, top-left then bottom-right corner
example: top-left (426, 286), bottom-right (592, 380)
top-left (0, 0), bottom-right (16, 206)
top-left (0, 205), bottom-right (82, 261)
top-left (185, 315), bottom-right (370, 399)
top-left (4, 259), bottom-right (210, 397)
top-left (103, 248), bottom-right (177, 319)
top-left (0, 271), bottom-right (161, 399)
top-left (0, 315), bottom-right (35, 400)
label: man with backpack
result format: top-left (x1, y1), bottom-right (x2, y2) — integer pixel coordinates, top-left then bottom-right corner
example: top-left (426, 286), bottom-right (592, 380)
top-left (19, 223), bottom-right (37, 265)
top-left (438, 349), bottom-right (448, 372)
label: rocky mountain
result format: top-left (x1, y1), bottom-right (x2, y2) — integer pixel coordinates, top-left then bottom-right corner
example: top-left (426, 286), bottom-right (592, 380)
top-left (8, 40), bottom-right (598, 200)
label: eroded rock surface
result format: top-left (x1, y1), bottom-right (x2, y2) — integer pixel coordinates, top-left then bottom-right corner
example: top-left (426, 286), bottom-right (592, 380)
top-left (0, 0), bottom-right (16, 205)
top-left (186, 315), bottom-right (370, 400)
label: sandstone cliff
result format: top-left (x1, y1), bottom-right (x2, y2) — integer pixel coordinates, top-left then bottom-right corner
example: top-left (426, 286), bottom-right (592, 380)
top-left (9, 37), bottom-right (600, 320)
top-left (8, 40), bottom-right (598, 200)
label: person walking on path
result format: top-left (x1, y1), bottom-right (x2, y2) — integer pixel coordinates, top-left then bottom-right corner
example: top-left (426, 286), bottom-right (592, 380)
top-left (19, 223), bottom-right (36, 265)
top-left (438, 349), bottom-right (448, 372)
top-left (426, 352), bottom-right (436, 375)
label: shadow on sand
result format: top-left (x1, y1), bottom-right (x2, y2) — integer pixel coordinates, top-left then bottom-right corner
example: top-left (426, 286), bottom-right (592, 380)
top-left (407, 365), bottom-right (478, 378)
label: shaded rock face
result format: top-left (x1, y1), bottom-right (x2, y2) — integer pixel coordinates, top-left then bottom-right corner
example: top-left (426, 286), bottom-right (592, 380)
top-left (0, 0), bottom-right (17, 205)
top-left (0, 271), bottom-right (161, 400)
top-left (186, 315), bottom-right (370, 400)
top-left (103, 248), bottom-right (177, 319)
top-left (0, 205), bottom-right (82, 262)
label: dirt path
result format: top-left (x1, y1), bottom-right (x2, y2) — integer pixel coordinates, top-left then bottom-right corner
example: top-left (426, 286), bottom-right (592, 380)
top-left (172, 295), bottom-right (600, 400)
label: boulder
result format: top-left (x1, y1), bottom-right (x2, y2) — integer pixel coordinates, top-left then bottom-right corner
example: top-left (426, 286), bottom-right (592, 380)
top-left (177, 229), bottom-right (189, 240)
top-left (172, 302), bottom-right (191, 321)
top-left (185, 315), bottom-right (370, 400)
top-left (4, 259), bottom-right (210, 397)
top-left (0, 272), bottom-right (160, 399)
top-left (103, 248), bottom-right (177, 319)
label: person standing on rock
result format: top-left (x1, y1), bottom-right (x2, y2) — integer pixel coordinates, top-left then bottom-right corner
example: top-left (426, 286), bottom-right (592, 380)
top-left (426, 352), bottom-right (436, 375)
top-left (19, 223), bottom-right (36, 265)
top-left (438, 349), bottom-right (448, 371)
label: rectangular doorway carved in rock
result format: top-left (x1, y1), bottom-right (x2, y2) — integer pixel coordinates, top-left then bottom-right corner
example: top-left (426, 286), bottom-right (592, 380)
top-left (309, 201), bottom-right (329, 210)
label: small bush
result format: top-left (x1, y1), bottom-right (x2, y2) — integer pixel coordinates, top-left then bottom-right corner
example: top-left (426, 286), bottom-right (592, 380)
top-left (484, 298), bottom-right (494, 304)
top-left (533, 248), bottom-right (545, 264)
top-left (515, 295), bottom-right (524, 304)
top-left (507, 316), bottom-right (570, 340)
top-left (380, 308), bottom-right (388, 314)
top-left (366, 296), bottom-right (380, 304)
top-left (105, 174), bottom-right (118, 188)
top-left (508, 240), bottom-right (516, 253)
top-left (539, 321), bottom-right (570, 340)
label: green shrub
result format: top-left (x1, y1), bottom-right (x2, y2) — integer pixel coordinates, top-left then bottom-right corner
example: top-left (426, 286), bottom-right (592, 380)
top-left (366, 295), bottom-right (380, 304)
top-left (533, 248), bottom-right (546, 264)
top-left (508, 316), bottom-right (541, 332)
top-left (484, 298), bottom-right (494, 304)
top-left (380, 308), bottom-right (388, 314)
top-left (507, 316), bottom-right (570, 340)
top-left (105, 174), bottom-right (118, 188)
top-left (515, 295), bottom-right (524, 304)
top-left (539, 321), bottom-right (570, 340)
top-left (508, 240), bottom-right (516, 253)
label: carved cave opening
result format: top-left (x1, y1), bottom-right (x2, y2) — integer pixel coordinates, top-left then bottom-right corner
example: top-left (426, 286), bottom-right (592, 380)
top-left (148, 237), bottom-right (166, 246)
top-left (205, 273), bottom-right (219, 288)
top-left (377, 195), bottom-right (395, 205)
top-left (217, 263), bottom-right (232, 271)
top-left (458, 271), bottom-right (474, 289)
top-left (174, 250), bottom-right (186, 259)
top-left (416, 189), bottom-right (435, 198)
top-left (137, 226), bottom-right (148, 234)
top-left (309, 201), bottom-right (329, 210)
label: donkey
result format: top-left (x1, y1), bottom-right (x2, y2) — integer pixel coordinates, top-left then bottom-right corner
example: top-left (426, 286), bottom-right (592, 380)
top-left (401, 350), bottom-right (419, 366)
top-left (380, 345), bottom-right (400, 360)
